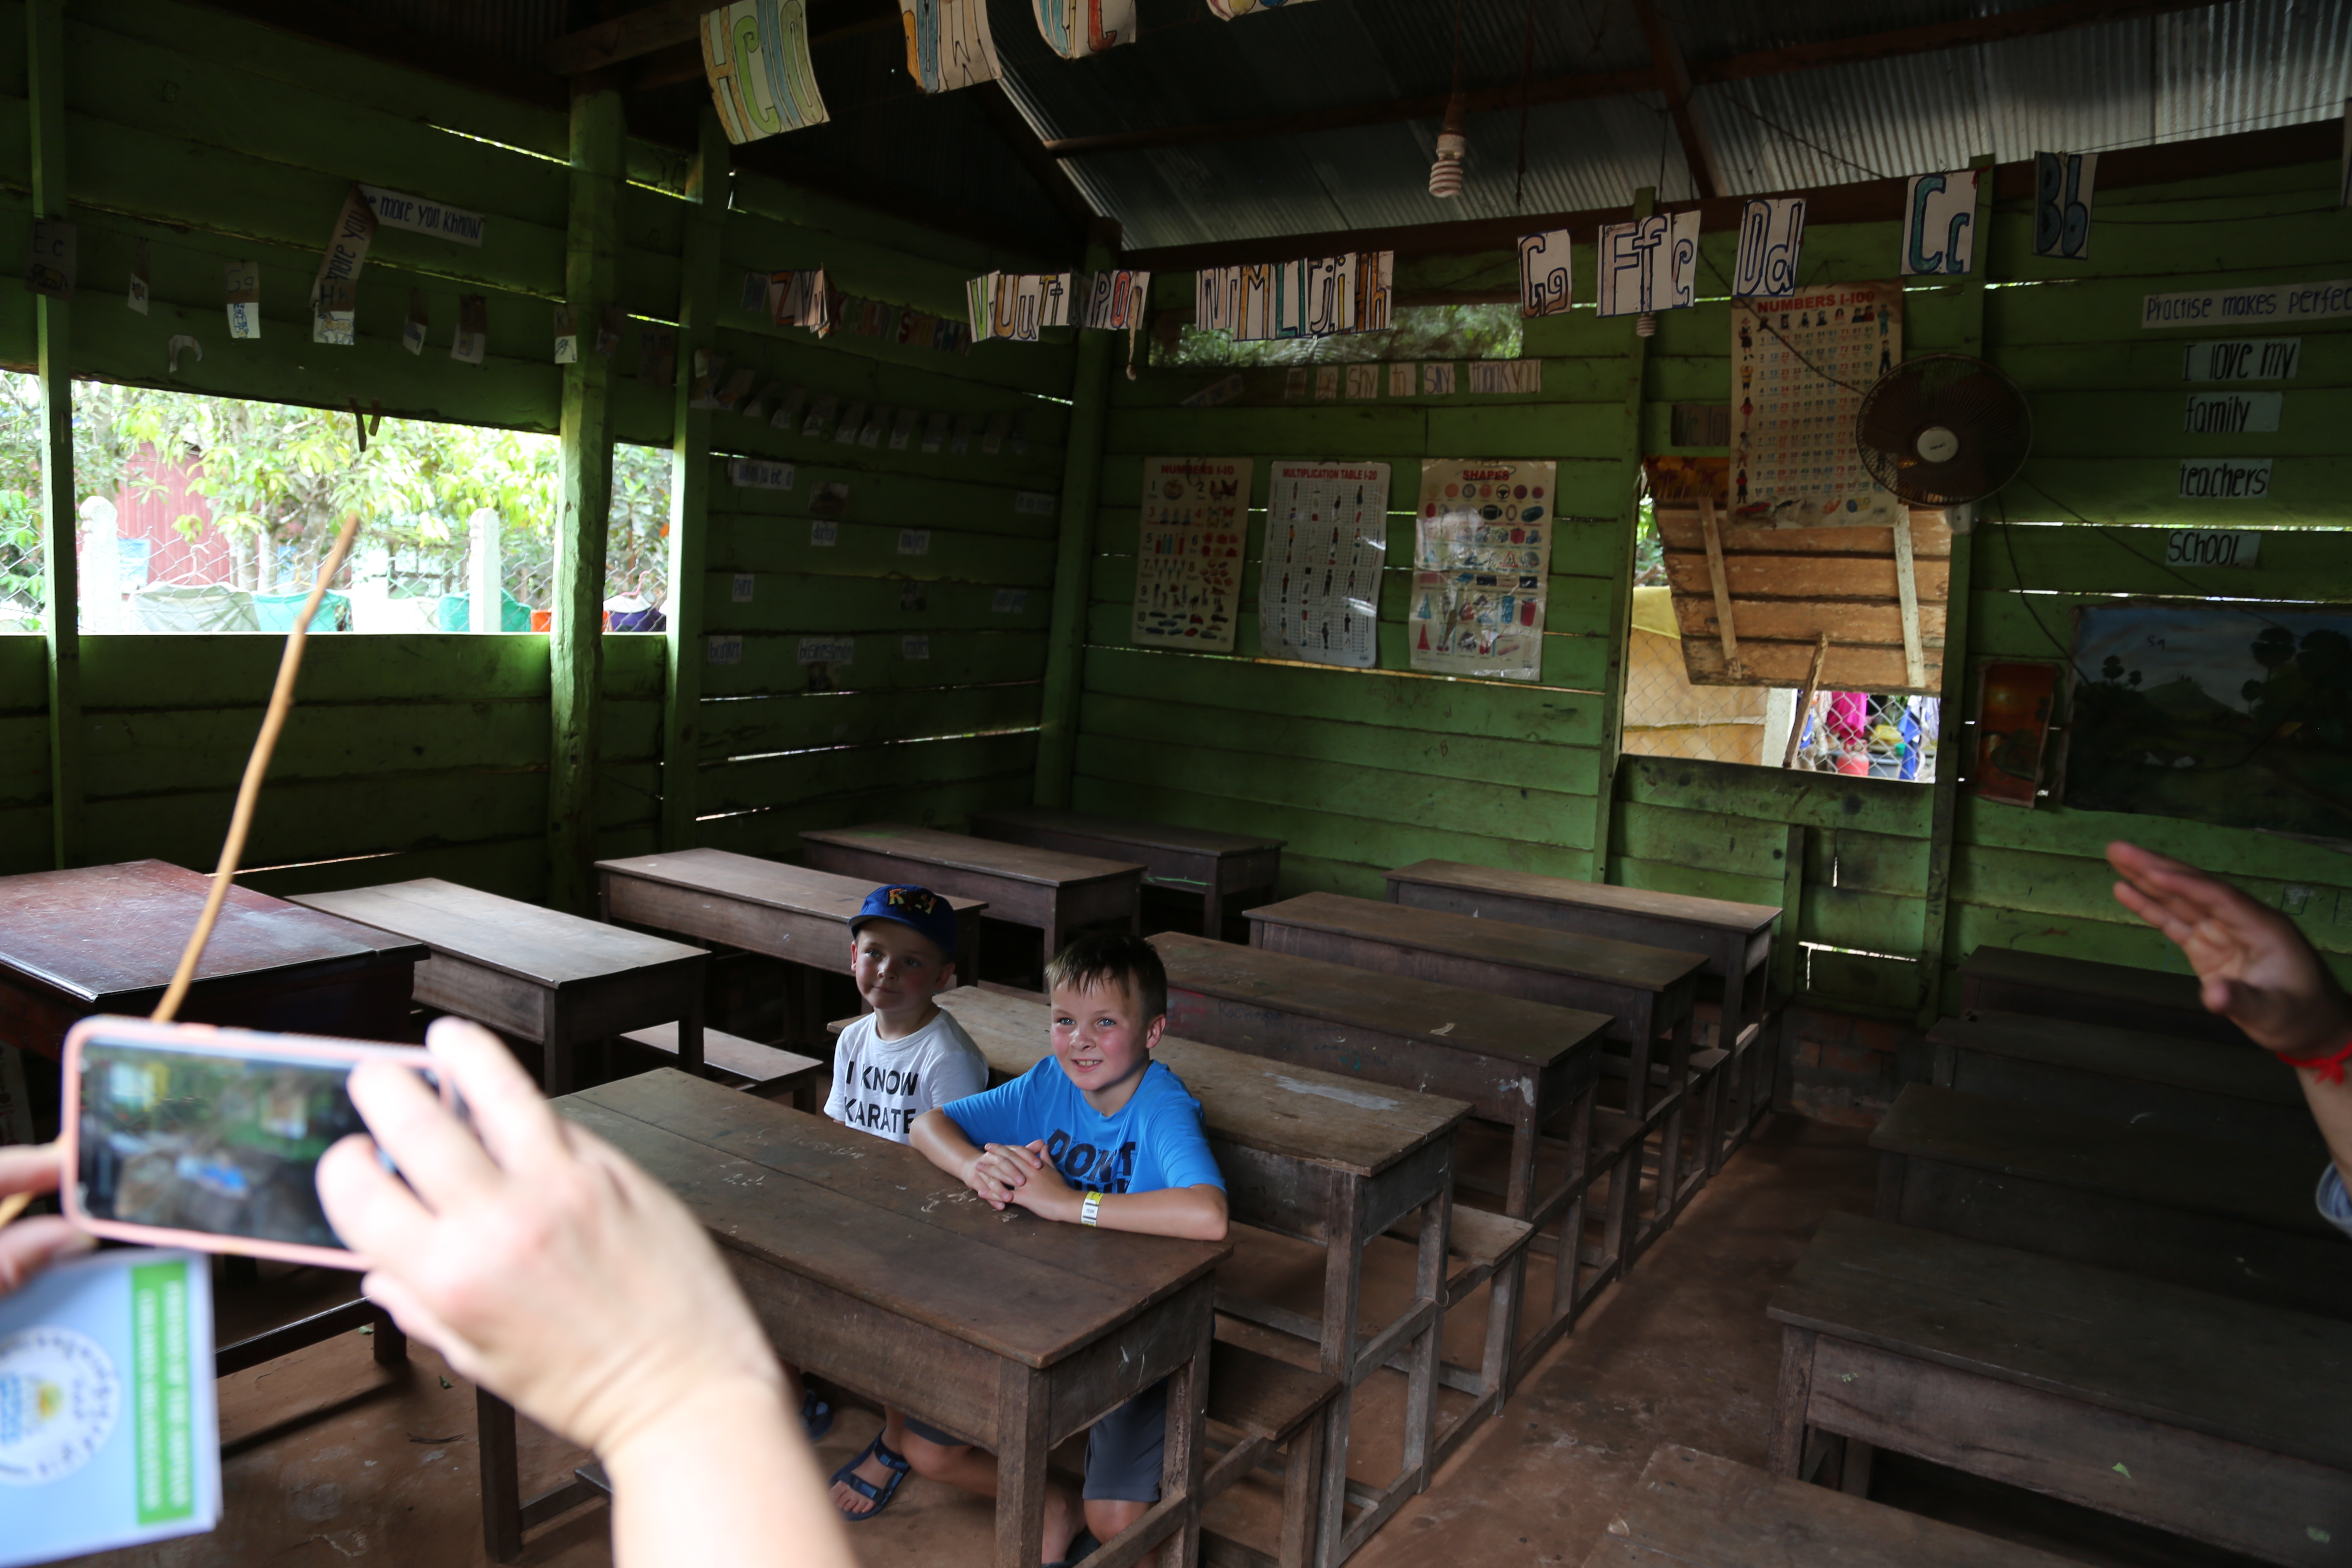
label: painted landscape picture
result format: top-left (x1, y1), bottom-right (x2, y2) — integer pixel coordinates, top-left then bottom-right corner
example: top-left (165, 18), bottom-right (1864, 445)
top-left (2068, 603), bottom-right (2352, 838)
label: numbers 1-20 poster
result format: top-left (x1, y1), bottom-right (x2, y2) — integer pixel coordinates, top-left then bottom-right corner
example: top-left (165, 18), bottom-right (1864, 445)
top-left (1260, 459), bottom-right (1390, 668)
top-left (1409, 458), bottom-right (1556, 681)
top-left (1132, 456), bottom-right (1250, 651)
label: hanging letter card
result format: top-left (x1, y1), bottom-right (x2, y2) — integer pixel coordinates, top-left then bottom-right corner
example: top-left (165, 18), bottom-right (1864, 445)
top-left (703, 0), bottom-right (830, 145)
top-left (1032, 0), bottom-right (1133, 60)
top-left (224, 260), bottom-right (261, 339)
top-left (1731, 198), bottom-right (1807, 299)
top-left (898, 0), bottom-right (1000, 92)
top-left (1410, 458), bottom-right (1556, 681)
top-left (1261, 459), bottom-right (1389, 668)
top-left (1133, 456), bottom-right (1250, 652)
top-left (1596, 211), bottom-right (1698, 317)
top-left (1902, 170), bottom-right (1978, 276)
top-left (2032, 151), bottom-right (2098, 260)
top-left (1517, 230), bottom-right (1573, 318)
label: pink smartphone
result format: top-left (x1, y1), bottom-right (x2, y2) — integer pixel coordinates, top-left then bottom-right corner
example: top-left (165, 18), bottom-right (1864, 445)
top-left (60, 1015), bottom-right (444, 1270)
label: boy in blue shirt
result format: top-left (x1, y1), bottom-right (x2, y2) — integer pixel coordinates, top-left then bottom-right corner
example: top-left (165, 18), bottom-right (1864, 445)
top-left (909, 933), bottom-right (1225, 1567)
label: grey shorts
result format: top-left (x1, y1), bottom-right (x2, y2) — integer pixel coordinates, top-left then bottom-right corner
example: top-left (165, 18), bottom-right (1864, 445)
top-left (900, 1380), bottom-right (1166, 1504)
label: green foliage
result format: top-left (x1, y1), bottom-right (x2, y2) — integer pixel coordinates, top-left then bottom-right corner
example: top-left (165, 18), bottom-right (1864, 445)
top-left (1155, 303), bottom-right (1523, 368)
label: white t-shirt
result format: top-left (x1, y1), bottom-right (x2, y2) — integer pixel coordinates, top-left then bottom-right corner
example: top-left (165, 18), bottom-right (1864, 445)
top-left (824, 1008), bottom-right (989, 1144)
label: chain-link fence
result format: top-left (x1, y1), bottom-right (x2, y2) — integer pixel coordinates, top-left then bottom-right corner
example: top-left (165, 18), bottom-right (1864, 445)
top-left (1788, 689), bottom-right (1940, 780)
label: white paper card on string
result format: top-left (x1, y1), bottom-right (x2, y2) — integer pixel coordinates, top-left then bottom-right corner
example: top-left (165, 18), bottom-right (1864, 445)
top-left (897, 528), bottom-right (931, 556)
top-left (359, 186), bottom-right (486, 245)
top-left (1731, 198), bottom-right (1807, 298)
top-left (902, 634), bottom-right (930, 659)
top-left (798, 636), bottom-right (853, 665)
top-left (2032, 153), bottom-right (2097, 260)
top-left (707, 634), bottom-right (744, 666)
top-left (224, 261), bottom-right (261, 339)
top-left (1902, 170), bottom-right (1978, 276)
top-left (727, 458), bottom-right (795, 490)
top-left (897, 0), bottom-right (1001, 92)
top-left (1596, 211), bottom-right (1698, 316)
top-left (1516, 229), bottom-right (1573, 318)
top-left (810, 519), bottom-right (839, 546)
top-left (731, 573), bottom-right (756, 601)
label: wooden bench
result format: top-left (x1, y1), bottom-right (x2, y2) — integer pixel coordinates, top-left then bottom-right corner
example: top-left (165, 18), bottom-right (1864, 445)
top-left (1199, 1340), bottom-right (1342, 1568)
top-left (971, 807), bottom-right (1283, 940)
top-left (289, 878), bottom-right (707, 1094)
top-left (1149, 932), bottom-right (1621, 1398)
top-left (1246, 892), bottom-right (1709, 1250)
top-left (1769, 1213), bottom-right (2352, 1567)
top-left (1584, 1444), bottom-right (2084, 1568)
top-left (1957, 946), bottom-right (2246, 1045)
top-left (1384, 858), bottom-right (1779, 1169)
top-left (802, 823), bottom-right (1145, 977)
top-left (619, 1021), bottom-right (827, 1110)
top-left (908, 985), bottom-right (1473, 1566)
top-left (1927, 1008), bottom-right (2322, 1157)
top-left (1871, 1083), bottom-right (2352, 1320)
top-left (594, 848), bottom-right (986, 1048)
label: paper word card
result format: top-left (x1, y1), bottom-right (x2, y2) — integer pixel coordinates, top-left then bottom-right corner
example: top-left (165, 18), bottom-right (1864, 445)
top-left (1261, 459), bottom-right (1389, 669)
top-left (1410, 459), bottom-right (1556, 682)
top-left (1731, 280), bottom-right (1903, 527)
top-left (1133, 456), bottom-right (1250, 651)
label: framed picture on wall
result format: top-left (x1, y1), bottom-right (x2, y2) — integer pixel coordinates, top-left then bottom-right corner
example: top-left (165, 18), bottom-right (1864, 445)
top-left (2068, 601), bottom-right (2352, 839)
top-left (1971, 660), bottom-right (2061, 807)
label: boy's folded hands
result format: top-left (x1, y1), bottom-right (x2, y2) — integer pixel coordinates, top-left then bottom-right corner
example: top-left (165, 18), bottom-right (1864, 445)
top-left (966, 1139), bottom-right (1078, 1221)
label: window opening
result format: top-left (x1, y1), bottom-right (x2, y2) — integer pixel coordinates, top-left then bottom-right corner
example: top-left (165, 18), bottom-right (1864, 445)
top-left (1153, 302), bottom-right (1522, 368)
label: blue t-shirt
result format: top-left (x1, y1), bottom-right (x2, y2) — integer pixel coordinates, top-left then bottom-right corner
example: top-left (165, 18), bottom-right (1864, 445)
top-left (943, 1059), bottom-right (1224, 1196)
top-left (2319, 1164), bottom-right (2352, 1240)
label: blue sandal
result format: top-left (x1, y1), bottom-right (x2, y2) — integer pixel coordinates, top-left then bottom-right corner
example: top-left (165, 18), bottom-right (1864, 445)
top-left (801, 1388), bottom-right (833, 1443)
top-left (830, 1433), bottom-right (911, 1522)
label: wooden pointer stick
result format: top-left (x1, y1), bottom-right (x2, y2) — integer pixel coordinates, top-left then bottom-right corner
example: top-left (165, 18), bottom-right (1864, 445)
top-left (151, 512), bottom-right (364, 1024)
top-left (1783, 632), bottom-right (1831, 769)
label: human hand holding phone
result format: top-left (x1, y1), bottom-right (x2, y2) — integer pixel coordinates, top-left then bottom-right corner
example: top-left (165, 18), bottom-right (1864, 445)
top-left (0, 1142), bottom-right (92, 1298)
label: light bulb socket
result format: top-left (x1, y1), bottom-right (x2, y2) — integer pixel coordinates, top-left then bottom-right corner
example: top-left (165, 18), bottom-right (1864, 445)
top-left (1429, 130), bottom-right (1468, 199)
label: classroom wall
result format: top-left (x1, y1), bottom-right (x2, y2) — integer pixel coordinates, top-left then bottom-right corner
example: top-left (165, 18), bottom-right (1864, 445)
top-left (0, 0), bottom-right (1072, 898)
top-left (1079, 137), bottom-right (2352, 1072)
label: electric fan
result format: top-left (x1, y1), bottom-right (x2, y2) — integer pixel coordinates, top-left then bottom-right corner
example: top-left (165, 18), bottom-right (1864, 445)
top-left (1854, 353), bottom-right (2032, 506)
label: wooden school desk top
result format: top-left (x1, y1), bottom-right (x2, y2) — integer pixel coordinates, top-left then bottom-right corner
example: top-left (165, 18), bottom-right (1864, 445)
top-left (1769, 1212), bottom-right (2352, 1473)
top-left (0, 859), bottom-right (425, 1005)
top-left (1248, 891), bottom-right (1707, 993)
top-left (937, 985), bottom-right (1470, 1180)
top-left (1385, 859), bottom-right (1779, 935)
top-left (1927, 1009), bottom-right (2303, 1108)
top-left (291, 879), bottom-right (704, 986)
top-left (596, 847), bottom-right (988, 924)
top-left (970, 807), bottom-right (1284, 862)
top-left (1149, 932), bottom-right (1606, 1073)
top-left (560, 1069), bottom-right (1228, 1369)
top-left (801, 823), bottom-right (1146, 887)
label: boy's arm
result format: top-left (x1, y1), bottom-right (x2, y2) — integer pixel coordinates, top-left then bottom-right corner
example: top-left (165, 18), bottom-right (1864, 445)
top-left (908, 1113), bottom-right (1227, 1240)
top-left (910, 1108), bottom-right (1046, 1208)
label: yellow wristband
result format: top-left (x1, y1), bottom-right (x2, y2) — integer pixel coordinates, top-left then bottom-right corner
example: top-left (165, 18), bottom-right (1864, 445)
top-left (1081, 1191), bottom-right (1103, 1227)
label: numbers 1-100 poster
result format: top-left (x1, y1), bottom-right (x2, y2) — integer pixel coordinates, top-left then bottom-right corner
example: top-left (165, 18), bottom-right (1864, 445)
top-left (1410, 458), bottom-right (1556, 681)
top-left (1132, 456), bottom-right (1250, 651)
top-left (1260, 459), bottom-right (1390, 669)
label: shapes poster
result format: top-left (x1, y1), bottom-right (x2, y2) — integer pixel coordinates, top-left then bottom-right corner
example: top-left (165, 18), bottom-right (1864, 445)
top-left (1409, 459), bottom-right (1555, 682)
top-left (1261, 459), bottom-right (1389, 669)
top-left (1730, 281), bottom-right (1903, 527)
top-left (1034, 0), bottom-right (1133, 58)
top-left (1902, 170), bottom-right (1977, 275)
top-left (899, 0), bottom-right (1000, 92)
top-left (702, 0), bottom-right (830, 145)
top-left (1133, 456), bottom-right (1250, 651)
top-left (1596, 211), bottom-right (1697, 317)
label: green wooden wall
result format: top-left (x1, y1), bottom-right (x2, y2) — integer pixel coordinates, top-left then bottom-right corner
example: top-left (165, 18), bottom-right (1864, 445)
top-left (0, 0), bottom-right (1067, 900)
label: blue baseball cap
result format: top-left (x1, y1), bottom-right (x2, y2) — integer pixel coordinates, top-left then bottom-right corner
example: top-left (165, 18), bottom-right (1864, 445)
top-left (850, 884), bottom-right (960, 962)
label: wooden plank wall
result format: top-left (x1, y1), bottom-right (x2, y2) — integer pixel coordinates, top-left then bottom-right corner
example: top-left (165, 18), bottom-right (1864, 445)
top-left (0, 0), bottom-right (1064, 897)
top-left (1075, 263), bottom-right (1629, 897)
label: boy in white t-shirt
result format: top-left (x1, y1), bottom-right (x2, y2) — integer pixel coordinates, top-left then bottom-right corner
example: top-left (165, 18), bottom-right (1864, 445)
top-left (804, 884), bottom-right (991, 1523)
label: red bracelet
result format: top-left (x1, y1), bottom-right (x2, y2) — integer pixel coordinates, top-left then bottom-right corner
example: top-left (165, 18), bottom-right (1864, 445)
top-left (2278, 1038), bottom-right (2352, 1085)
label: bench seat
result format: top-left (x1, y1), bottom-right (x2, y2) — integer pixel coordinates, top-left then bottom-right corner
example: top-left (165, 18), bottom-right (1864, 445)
top-left (622, 1022), bottom-right (827, 1109)
top-left (1201, 1340), bottom-right (1341, 1568)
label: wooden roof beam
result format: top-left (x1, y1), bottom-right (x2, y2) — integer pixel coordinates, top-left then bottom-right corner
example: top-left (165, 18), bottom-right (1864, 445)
top-left (1634, 0), bottom-right (1725, 201)
top-left (549, 0), bottom-right (896, 76)
top-left (1043, 0), bottom-right (2218, 160)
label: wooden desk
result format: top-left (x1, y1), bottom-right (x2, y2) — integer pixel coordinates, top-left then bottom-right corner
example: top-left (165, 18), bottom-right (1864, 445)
top-left (1957, 946), bottom-right (2246, 1046)
top-left (0, 860), bottom-right (424, 1057)
top-left (290, 879), bottom-right (707, 1096)
top-left (922, 985), bottom-right (1469, 1568)
top-left (1247, 892), bottom-right (1706, 1243)
top-left (970, 807), bottom-right (1283, 939)
top-left (801, 823), bottom-right (1145, 973)
top-left (1584, 1445), bottom-right (2082, 1568)
top-left (486, 1070), bottom-right (1227, 1568)
top-left (594, 848), bottom-right (986, 1045)
top-left (1148, 933), bottom-right (1615, 1388)
top-left (1383, 859), bottom-right (1778, 1165)
top-left (1768, 1213), bottom-right (2351, 1568)
top-left (1926, 1009), bottom-right (2322, 1158)
top-left (1871, 1083), bottom-right (2352, 1320)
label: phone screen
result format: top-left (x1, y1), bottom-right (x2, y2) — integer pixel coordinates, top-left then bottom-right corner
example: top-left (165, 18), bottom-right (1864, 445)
top-left (74, 1037), bottom-right (371, 1252)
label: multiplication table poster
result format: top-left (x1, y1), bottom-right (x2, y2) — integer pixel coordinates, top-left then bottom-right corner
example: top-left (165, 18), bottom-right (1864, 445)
top-left (1260, 459), bottom-right (1390, 668)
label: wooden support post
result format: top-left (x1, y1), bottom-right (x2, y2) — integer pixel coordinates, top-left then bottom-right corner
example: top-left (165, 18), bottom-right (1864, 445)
top-left (1911, 154), bottom-right (1993, 1031)
top-left (1782, 632), bottom-right (1829, 769)
top-left (1032, 222), bottom-right (1121, 809)
top-left (549, 86), bottom-right (624, 913)
top-left (28, 0), bottom-right (78, 869)
top-left (661, 108), bottom-right (728, 849)
top-left (1697, 493), bottom-right (1741, 679)
top-left (1890, 519), bottom-right (1926, 689)
top-left (1588, 187), bottom-right (1655, 884)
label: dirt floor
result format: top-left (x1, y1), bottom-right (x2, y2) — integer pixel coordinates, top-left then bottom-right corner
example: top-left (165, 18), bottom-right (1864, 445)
top-left (55, 1112), bottom-right (2259, 1568)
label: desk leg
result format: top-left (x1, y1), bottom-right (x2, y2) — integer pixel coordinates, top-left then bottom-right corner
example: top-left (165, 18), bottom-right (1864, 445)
top-left (1159, 1338), bottom-right (1206, 1568)
top-left (1313, 1196), bottom-right (1368, 1568)
top-left (678, 987), bottom-right (705, 1079)
top-left (478, 1390), bottom-right (524, 1563)
top-left (1201, 882), bottom-right (1224, 941)
top-left (995, 1360), bottom-right (1053, 1568)
top-left (542, 993), bottom-right (576, 1097)
top-left (1710, 940), bottom-right (1747, 1177)
top-left (1767, 1326), bottom-right (1818, 1478)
